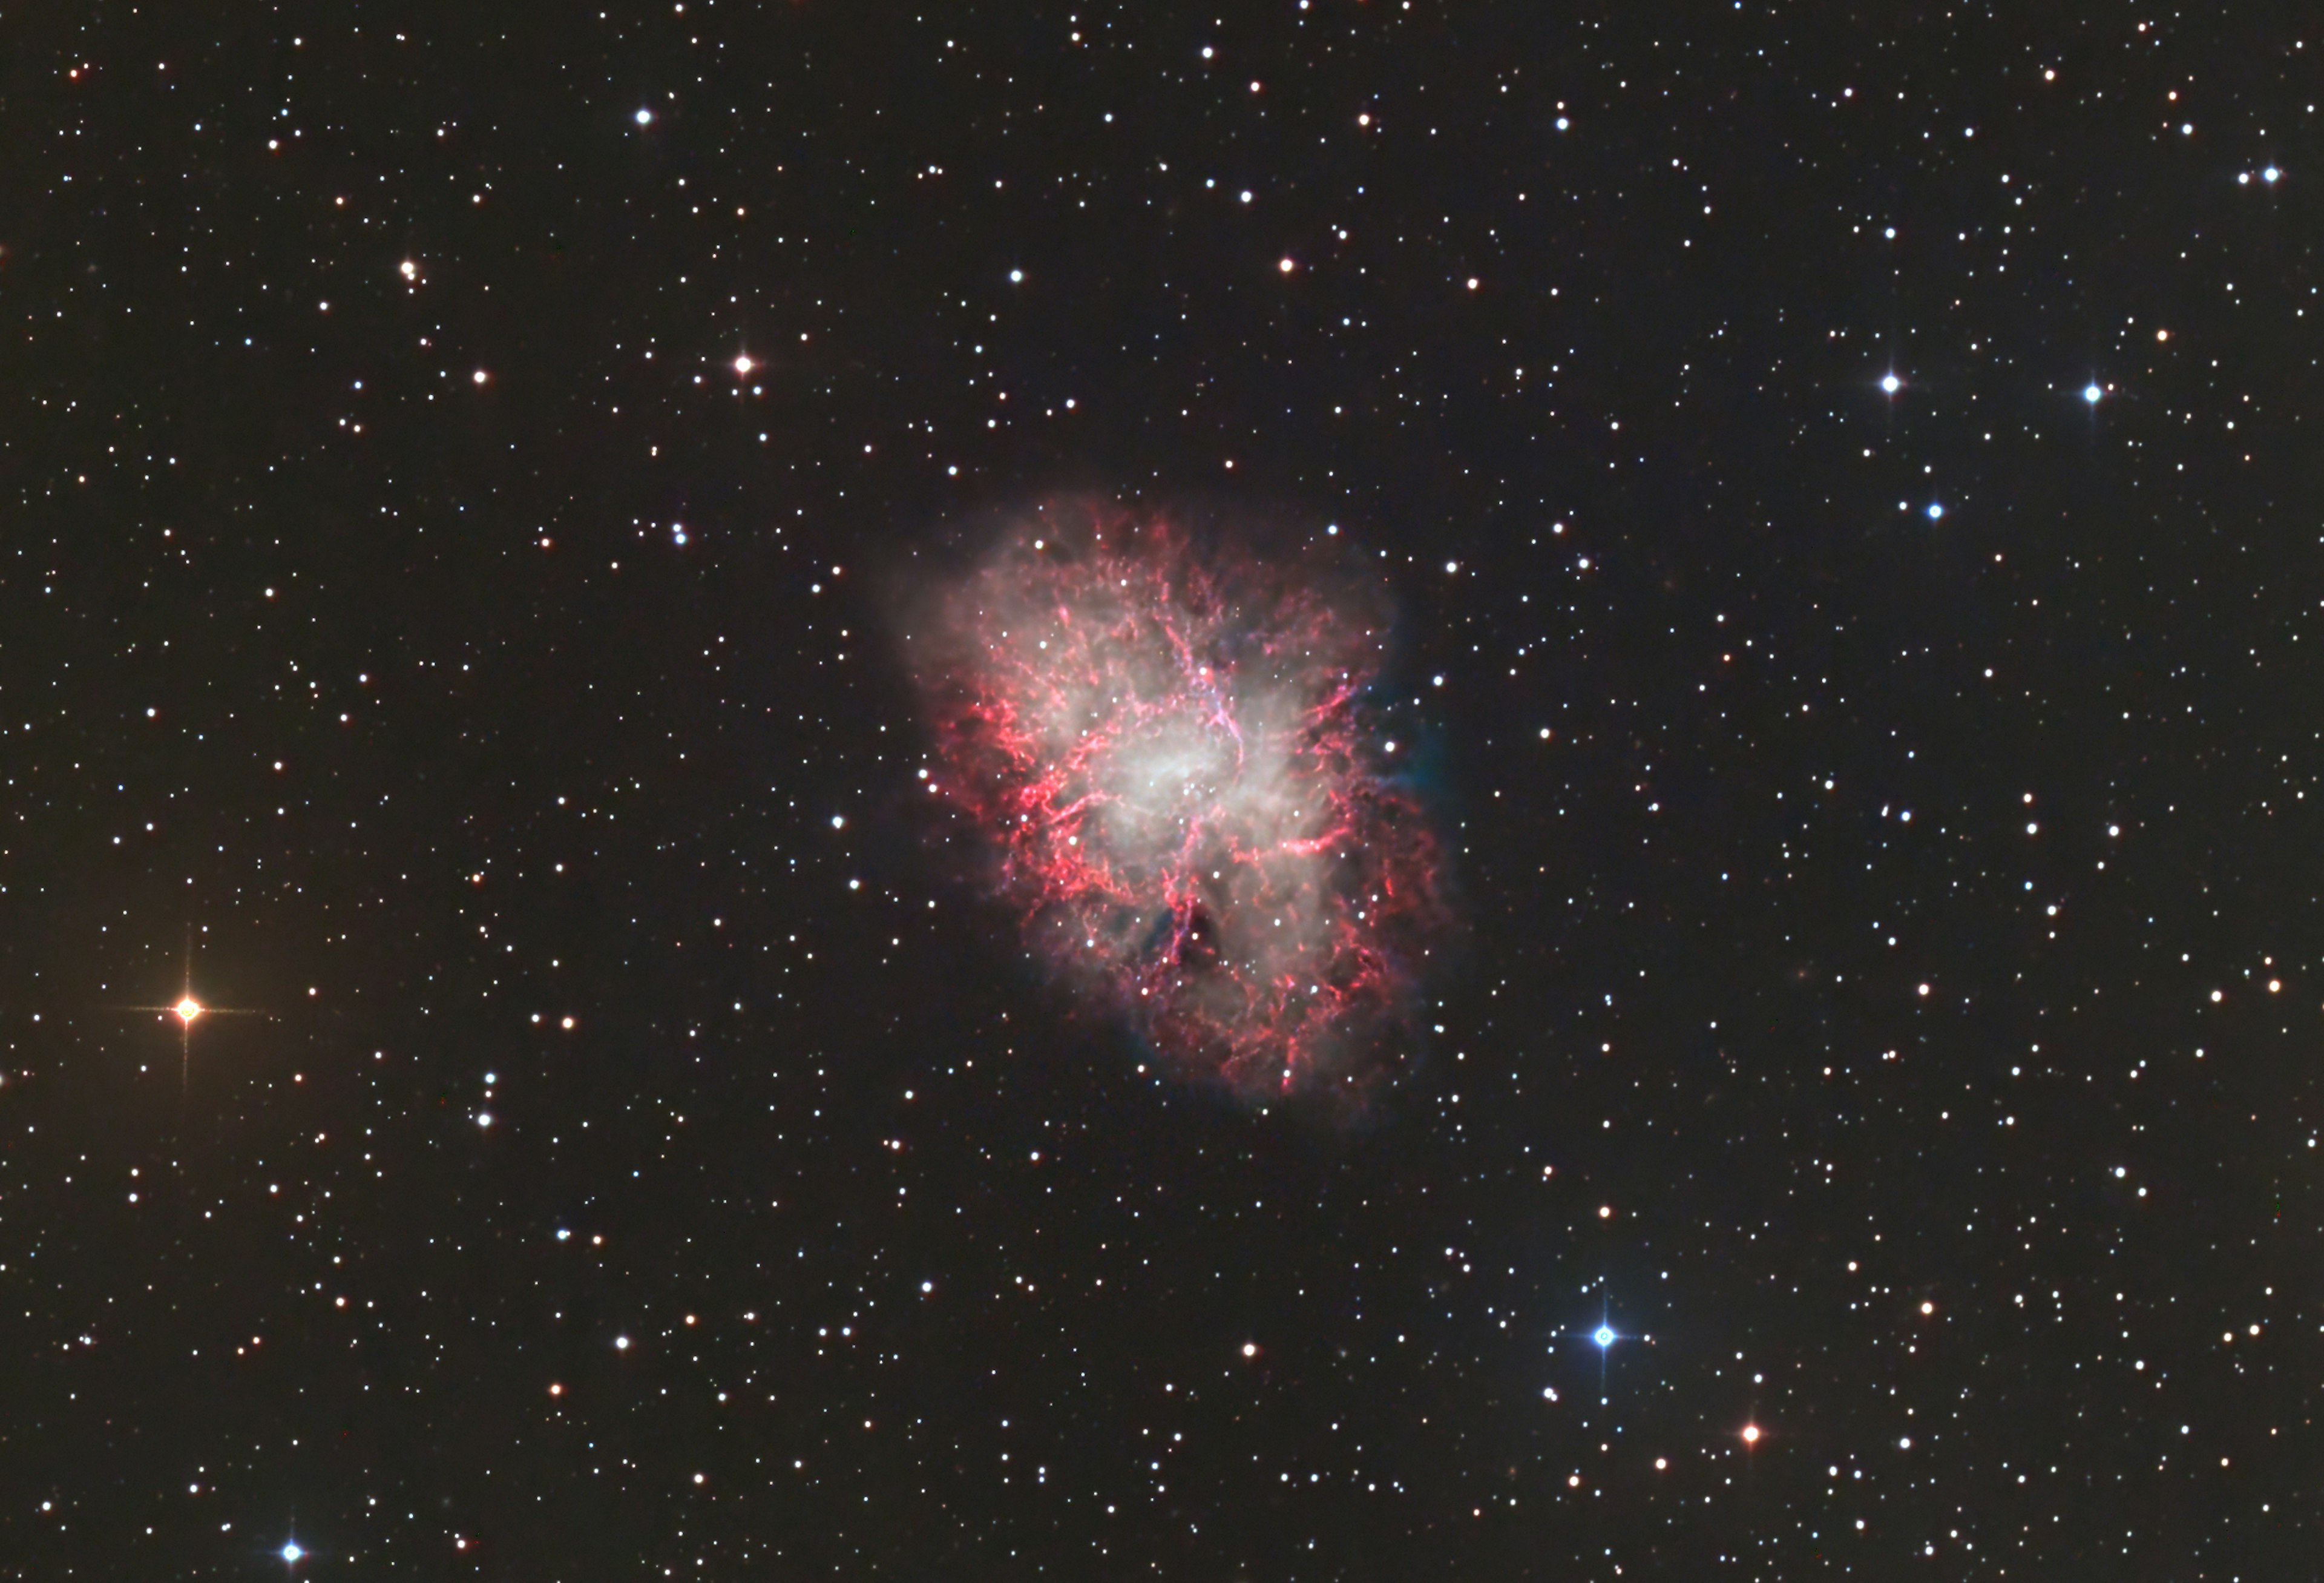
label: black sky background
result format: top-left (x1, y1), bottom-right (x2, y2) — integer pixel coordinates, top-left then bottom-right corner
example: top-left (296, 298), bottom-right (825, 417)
top-left (1, 1), bottom-right (2318, 1576)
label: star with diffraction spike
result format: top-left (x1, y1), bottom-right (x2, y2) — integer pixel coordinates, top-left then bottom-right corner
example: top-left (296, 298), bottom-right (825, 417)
top-left (111, 927), bottom-right (270, 1091)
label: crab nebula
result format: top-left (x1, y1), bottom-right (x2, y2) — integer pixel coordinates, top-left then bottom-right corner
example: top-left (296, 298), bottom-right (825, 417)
top-left (908, 510), bottom-right (1446, 1104)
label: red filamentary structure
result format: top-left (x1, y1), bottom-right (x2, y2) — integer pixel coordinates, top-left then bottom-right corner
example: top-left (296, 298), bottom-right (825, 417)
top-left (910, 510), bottom-right (1447, 1105)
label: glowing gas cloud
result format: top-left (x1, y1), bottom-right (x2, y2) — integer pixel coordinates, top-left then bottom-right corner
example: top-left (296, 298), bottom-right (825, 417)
top-left (908, 508), bottom-right (1446, 1104)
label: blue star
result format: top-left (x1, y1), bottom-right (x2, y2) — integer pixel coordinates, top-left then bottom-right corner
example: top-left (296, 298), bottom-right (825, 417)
top-left (281, 1540), bottom-right (306, 1564)
top-left (2083, 383), bottom-right (2104, 405)
top-left (1593, 1325), bottom-right (1616, 1348)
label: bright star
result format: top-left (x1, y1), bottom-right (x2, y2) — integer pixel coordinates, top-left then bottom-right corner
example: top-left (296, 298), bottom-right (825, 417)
top-left (2083, 383), bottom-right (2103, 404)
top-left (2263, 166), bottom-right (2282, 183)
top-left (1593, 1325), bottom-right (1616, 1348)
top-left (1880, 373), bottom-right (1901, 395)
top-left (734, 354), bottom-right (755, 376)
top-left (117, 928), bottom-right (272, 1091)
top-left (1926, 502), bottom-right (1945, 520)
top-left (634, 108), bottom-right (654, 126)
top-left (281, 1539), bottom-right (306, 1564)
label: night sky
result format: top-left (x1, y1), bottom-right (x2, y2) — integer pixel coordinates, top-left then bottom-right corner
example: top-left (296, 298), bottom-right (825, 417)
top-left (4, 2), bottom-right (2319, 1577)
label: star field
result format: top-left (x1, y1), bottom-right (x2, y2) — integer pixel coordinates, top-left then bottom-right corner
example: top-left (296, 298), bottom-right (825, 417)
top-left (1, 2), bottom-right (2319, 1577)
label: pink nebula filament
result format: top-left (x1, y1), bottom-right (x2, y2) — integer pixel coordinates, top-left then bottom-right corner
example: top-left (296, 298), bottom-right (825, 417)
top-left (916, 513), bottom-right (1444, 1102)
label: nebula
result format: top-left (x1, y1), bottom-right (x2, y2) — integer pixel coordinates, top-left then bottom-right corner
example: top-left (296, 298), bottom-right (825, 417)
top-left (909, 508), bottom-right (1447, 1105)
